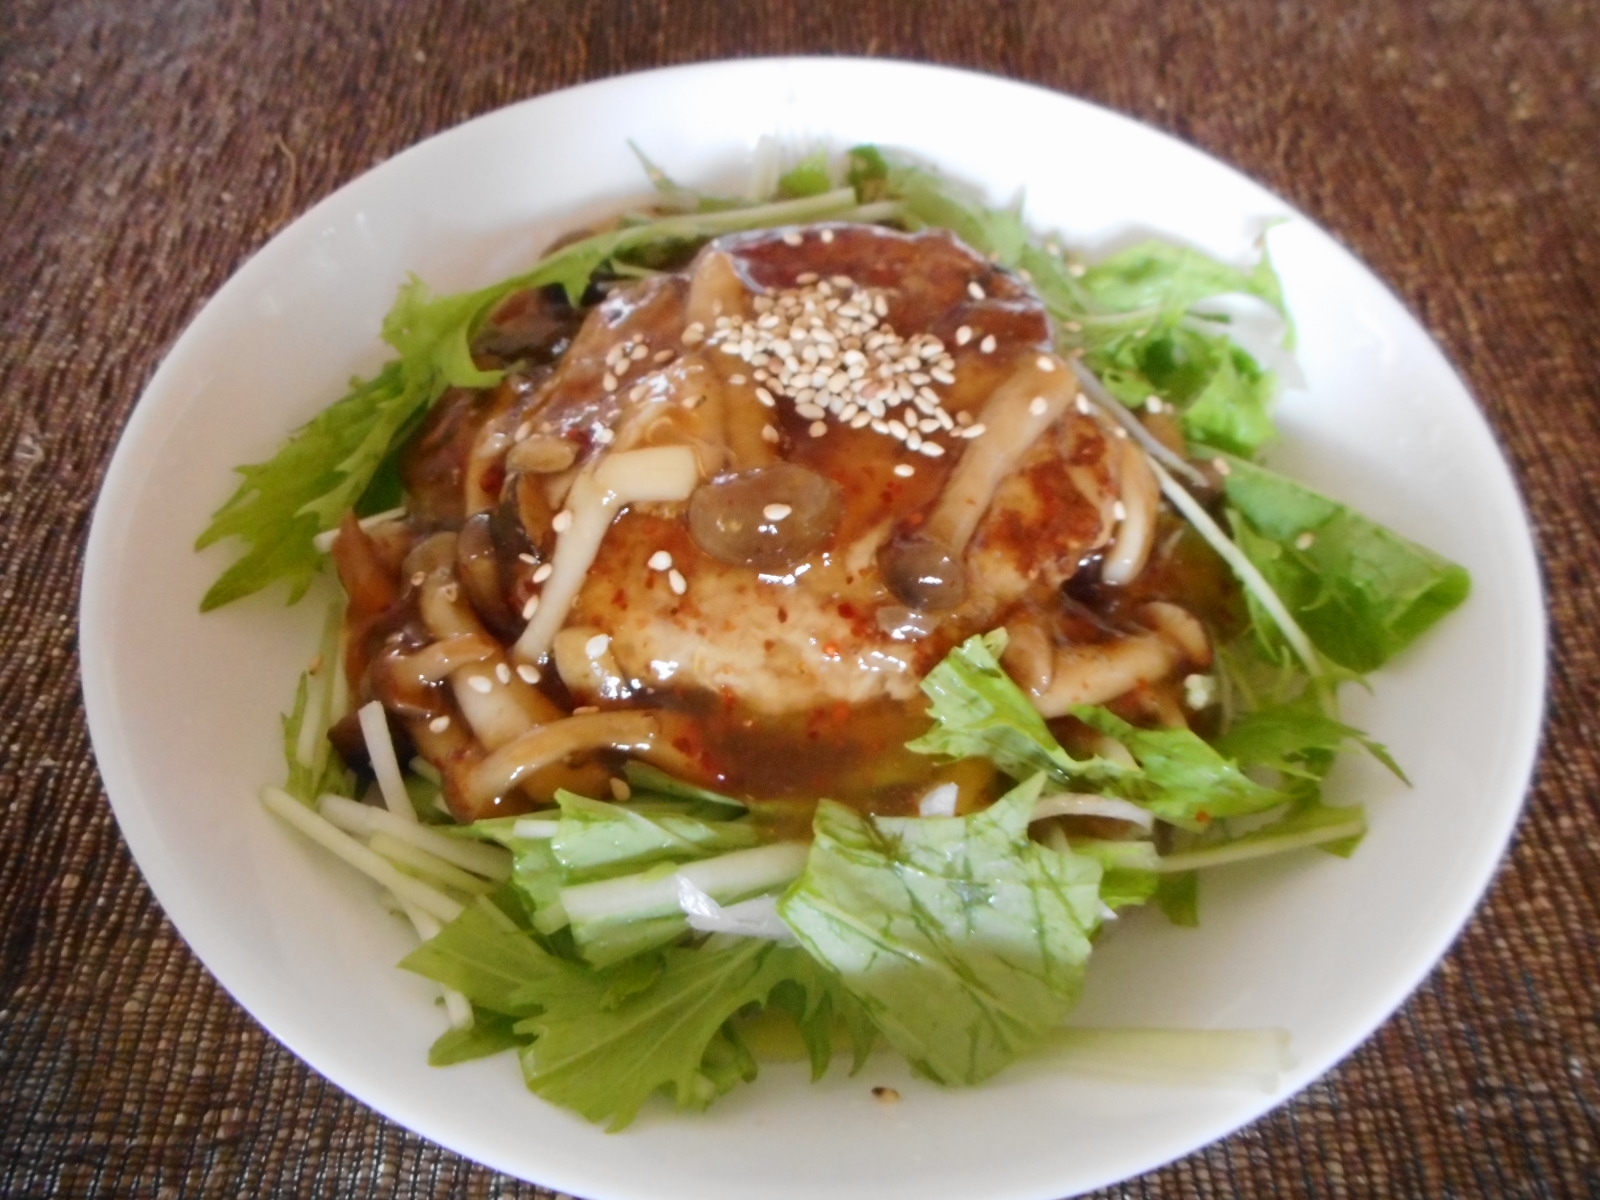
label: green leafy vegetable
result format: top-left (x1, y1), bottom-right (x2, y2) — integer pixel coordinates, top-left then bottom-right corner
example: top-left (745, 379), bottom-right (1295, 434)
top-left (514, 938), bottom-right (842, 1130)
top-left (779, 776), bottom-right (1104, 1085)
top-left (1222, 457), bottom-right (1471, 672)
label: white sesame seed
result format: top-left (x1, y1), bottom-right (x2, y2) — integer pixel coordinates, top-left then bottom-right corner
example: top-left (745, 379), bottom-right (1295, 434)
top-left (609, 777), bottom-right (632, 801)
top-left (668, 568), bottom-right (687, 595)
top-left (796, 271), bottom-right (818, 284)
top-left (516, 664), bottom-right (541, 685)
top-left (1036, 355), bottom-right (1057, 373)
top-left (602, 372), bottom-right (618, 392)
top-left (1146, 396), bottom-right (1165, 414)
top-left (410, 570), bottom-right (426, 586)
top-left (887, 418), bottom-right (908, 440)
top-left (1113, 501), bottom-right (1127, 521)
top-left (967, 281), bottom-right (986, 300)
top-left (906, 429), bottom-right (923, 451)
top-left (593, 426), bottom-right (615, 446)
top-left (1295, 532), bottom-right (1316, 550)
top-left (1028, 396), bottom-right (1049, 417)
top-left (573, 705), bottom-right (599, 715)
top-left (648, 550), bottom-right (673, 571)
top-left (468, 675), bottom-right (493, 694)
top-left (930, 367), bottom-right (955, 385)
top-left (755, 386), bottom-right (776, 407)
top-left (850, 411), bottom-right (872, 429)
top-left (1068, 262), bottom-right (1087, 277)
top-left (1212, 456), bottom-right (1232, 477)
top-left (628, 384), bottom-right (648, 403)
top-left (653, 348), bottom-right (674, 363)
top-left (763, 503), bottom-right (793, 521)
top-left (681, 323), bottom-right (706, 345)
top-left (1075, 393), bottom-right (1092, 414)
top-left (551, 510), bottom-right (573, 533)
top-left (631, 343), bottom-right (649, 361)
top-left (521, 594), bottom-right (541, 619)
top-left (585, 633), bottom-right (611, 659)
top-left (496, 662), bottom-right (513, 684)
top-left (919, 440), bottom-right (946, 457)
top-left (980, 334), bottom-right (997, 353)
top-left (514, 421), bottom-right (533, 442)
top-left (728, 373), bottom-right (747, 386)
top-left (955, 325), bottom-right (973, 346)
top-left (809, 420), bottom-right (828, 438)
top-left (783, 231), bottom-right (803, 247)
top-left (963, 422), bottom-right (987, 438)
top-left (820, 228), bottom-right (835, 243)
top-left (795, 402), bottom-right (827, 421)
top-left (761, 424), bottom-right (780, 444)
top-left (893, 463), bottom-right (915, 478)
top-left (531, 562), bottom-right (553, 584)
top-left (428, 715), bottom-right (451, 733)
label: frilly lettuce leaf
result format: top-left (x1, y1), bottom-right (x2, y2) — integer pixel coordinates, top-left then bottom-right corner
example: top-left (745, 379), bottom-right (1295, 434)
top-left (1221, 456), bottom-right (1471, 672)
top-left (778, 775), bottom-right (1104, 1086)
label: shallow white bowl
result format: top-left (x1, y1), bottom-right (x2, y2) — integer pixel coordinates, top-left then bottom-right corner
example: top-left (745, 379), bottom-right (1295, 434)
top-left (81, 58), bottom-right (1545, 1199)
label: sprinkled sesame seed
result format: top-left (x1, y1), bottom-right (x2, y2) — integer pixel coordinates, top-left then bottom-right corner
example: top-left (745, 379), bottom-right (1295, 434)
top-left (783, 231), bottom-right (803, 247)
top-left (820, 228), bottom-right (835, 243)
top-left (930, 367), bottom-right (955, 385)
top-left (1212, 456), bottom-right (1232, 476)
top-left (955, 325), bottom-right (973, 346)
top-left (979, 334), bottom-right (997, 353)
top-left (1113, 500), bottom-right (1128, 521)
top-left (653, 348), bottom-right (675, 363)
top-left (1028, 396), bottom-right (1049, 417)
top-left (893, 463), bottom-right (915, 478)
top-left (919, 440), bottom-right (946, 457)
top-left (795, 402), bottom-right (827, 420)
top-left (602, 372), bottom-right (618, 392)
top-left (628, 384), bottom-right (648, 403)
top-left (428, 716), bottom-right (451, 733)
top-left (572, 705), bottom-right (599, 715)
top-left (647, 550), bottom-right (673, 571)
top-left (1068, 262), bottom-right (1087, 277)
top-left (809, 420), bottom-right (828, 438)
top-left (962, 422), bottom-right (987, 438)
top-left (631, 343), bottom-right (650, 361)
top-left (585, 633), bottom-right (611, 659)
top-left (728, 373), bottom-right (747, 385)
top-left (468, 675), bottom-right (493, 694)
top-left (761, 424), bottom-right (780, 444)
top-left (516, 664), bottom-right (541, 684)
top-left (551, 510), bottom-right (573, 533)
top-left (521, 594), bottom-right (541, 619)
top-left (609, 778), bottom-right (632, 801)
top-left (668, 568), bottom-right (687, 595)
top-left (887, 418), bottom-right (908, 440)
top-left (594, 426), bottom-right (615, 445)
top-left (514, 421), bottom-right (533, 441)
top-left (1146, 396), bottom-right (1165, 414)
top-left (682, 322), bottom-right (706, 345)
top-left (967, 281), bottom-right (986, 300)
top-left (495, 662), bottom-right (512, 684)
top-left (410, 571), bottom-right (427, 586)
top-left (755, 386), bottom-right (776, 407)
top-left (1295, 532), bottom-right (1316, 550)
top-left (763, 503), bottom-right (793, 521)
top-left (1036, 355), bottom-right (1057, 373)
top-left (1075, 393), bottom-right (1092, 414)
top-left (532, 562), bottom-right (553, 584)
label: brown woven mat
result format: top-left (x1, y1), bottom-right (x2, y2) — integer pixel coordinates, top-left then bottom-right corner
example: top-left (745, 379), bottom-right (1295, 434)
top-left (3, 1), bottom-right (1597, 1196)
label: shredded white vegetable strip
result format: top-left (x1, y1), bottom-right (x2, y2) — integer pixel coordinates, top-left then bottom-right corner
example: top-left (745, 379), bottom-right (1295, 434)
top-left (1155, 813), bottom-right (1367, 873)
top-left (318, 793), bottom-right (511, 879)
top-left (559, 842), bottom-right (810, 926)
top-left (1032, 792), bottom-right (1155, 832)
top-left (1142, 454), bottom-right (1323, 680)
top-left (393, 898), bottom-right (473, 1029)
top-left (1070, 362), bottom-right (1210, 489)
top-left (1050, 1027), bottom-right (1291, 1091)
top-left (260, 786), bottom-right (463, 923)
top-left (367, 832), bottom-right (497, 895)
top-left (357, 699), bottom-right (415, 819)
top-left (675, 877), bottom-right (797, 943)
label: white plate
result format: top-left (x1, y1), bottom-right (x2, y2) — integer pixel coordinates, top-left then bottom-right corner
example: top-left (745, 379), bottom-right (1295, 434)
top-left (80, 59), bottom-right (1545, 1199)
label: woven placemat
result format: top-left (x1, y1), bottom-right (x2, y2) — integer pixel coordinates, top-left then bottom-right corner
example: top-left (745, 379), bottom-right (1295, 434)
top-left (3, 1), bottom-right (1597, 1196)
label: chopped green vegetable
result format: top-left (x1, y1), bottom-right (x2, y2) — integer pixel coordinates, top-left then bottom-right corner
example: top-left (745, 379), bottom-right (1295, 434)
top-left (1222, 457), bottom-right (1471, 672)
top-left (779, 776), bottom-right (1104, 1085)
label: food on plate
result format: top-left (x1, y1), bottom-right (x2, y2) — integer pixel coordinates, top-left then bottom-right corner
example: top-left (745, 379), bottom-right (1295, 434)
top-left (203, 147), bottom-right (1470, 1128)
